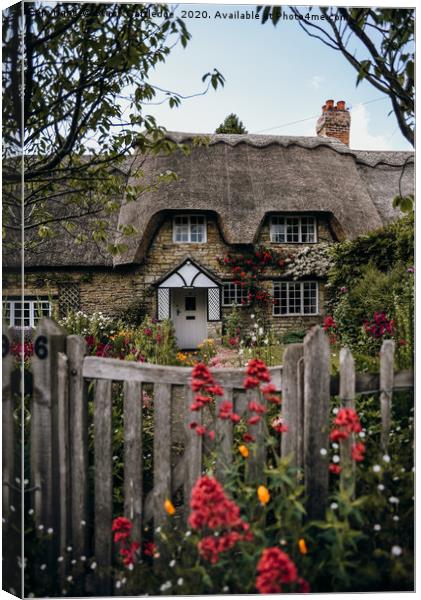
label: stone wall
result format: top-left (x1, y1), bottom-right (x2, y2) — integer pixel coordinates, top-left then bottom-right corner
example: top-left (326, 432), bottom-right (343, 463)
top-left (4, 213), bottom-right (332, 337)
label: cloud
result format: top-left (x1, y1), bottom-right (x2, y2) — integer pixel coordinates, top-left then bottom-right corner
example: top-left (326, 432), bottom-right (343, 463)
top-left (310, 75), bottom-right (323, 90)
top-left (350, 103), bottom-right (392, 151)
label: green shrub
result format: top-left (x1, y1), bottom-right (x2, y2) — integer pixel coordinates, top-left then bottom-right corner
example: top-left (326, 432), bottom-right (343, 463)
top-left (281, 329), bottom-right (307, 344)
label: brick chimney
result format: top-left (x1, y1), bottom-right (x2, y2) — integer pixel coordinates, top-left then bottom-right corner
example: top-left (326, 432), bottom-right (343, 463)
top-left (316, 99), bottom-right (351, 146)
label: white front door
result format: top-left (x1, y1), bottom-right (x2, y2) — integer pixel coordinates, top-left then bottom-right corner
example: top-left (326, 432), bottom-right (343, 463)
top-left (171, 288), bottom-right (207, 349)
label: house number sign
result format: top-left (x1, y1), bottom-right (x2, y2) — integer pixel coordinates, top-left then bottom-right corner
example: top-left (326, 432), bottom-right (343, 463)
top-left (34, 335), bottom-right (48, 359)
top-left (2, 334), bottom-right (10, 358)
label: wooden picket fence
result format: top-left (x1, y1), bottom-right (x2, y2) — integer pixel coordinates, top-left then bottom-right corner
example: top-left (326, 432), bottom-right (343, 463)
top-left (2, 318), bottom-right (413, 595)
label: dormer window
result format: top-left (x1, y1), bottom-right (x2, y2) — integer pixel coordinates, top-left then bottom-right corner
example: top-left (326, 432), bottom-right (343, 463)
top-left (173, 215), bottom-right (207, 243)
top-left (270, 216), bottom-right (317, 243)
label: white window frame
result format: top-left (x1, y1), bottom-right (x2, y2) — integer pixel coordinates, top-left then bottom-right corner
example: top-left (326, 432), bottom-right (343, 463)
top-left (222, 283), bottom-right (249, 307)
top-left (173, 214), bottom-right (207, 243)
top-left (270, 216), bottom-right (317, 244)
top-left (272, 281), bottom-right (319, 316)
top-left (4, 299), bottom-right (52, 329)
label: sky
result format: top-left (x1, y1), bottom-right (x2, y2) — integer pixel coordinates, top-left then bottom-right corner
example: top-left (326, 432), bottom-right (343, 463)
top-left (134, 3), bottom-right (413, 151)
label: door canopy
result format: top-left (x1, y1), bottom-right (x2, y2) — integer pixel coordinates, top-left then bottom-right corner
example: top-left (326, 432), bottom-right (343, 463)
top-left (157, 259), bottom-right (219, 289)
top-left (156, 259), bottom-right (221, 322)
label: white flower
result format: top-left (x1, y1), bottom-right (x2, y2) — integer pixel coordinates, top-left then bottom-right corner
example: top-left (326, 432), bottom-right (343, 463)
top-left (393, 476), bottom-right (399, 481)
top-left (160, 581), bottom-right (172, 592)
top-left (81, 520), bottom-right (86, 526)
top-left (332, 407), bottom-right (339, 415)
top-left (332, 455), bottom-right (340, 464)
top-left (332, 443), bottom-right (339, 450)
top-left (359, 432), bottom-right (366, 439)
top-left (372, 465), bottom-right (381, 473)
top-left (251, 335), bottom-right (257, 342)
top-left (66, 546), bottom-right (72, 552)
top-left (115, 581), bottom-right (122, 589)
top-left (66, 576), bottom-right (73, 582)
top-left (254, 323), bottom-right (258, 329)
top-left (177, 578), bottom-right (184, 586)
top-left (391, 545), bottom-right (402, 557)
top-left (169, 559), bottom-right (176, 567)
top-left (10, 505), bottom-right (16, 512)
top-left (382, 455), bottom-right (391, 463)
top-left (71, 559), bottom-right (77, 565)
top-left (185, 530), bottom-right (191, 537)
top-left (38, 524), bottom-right (44, 531)
top-left (393, 516), bottom-right (400, 522)
top-left (223, 586), bottom-right (229, 592)
top-left (80, 555), bottom-right (86, 561)
top-left (378, 484), bottom-right (385, 491)
top-left (264, 338), bottom-right (269, 345)
top-left (90, 561), bottom-right (97, 570)
top-left (156, 526), bottom-right (162, 533)
top-left (47, 527), bottom-right (54, 534)
top-left (40, 564), bottom-right (47, 570)
top-left (319, 448), bottom-right (327, 456)
top-left (57, 556), bottom-right (64, 562)
top-left (127, 563), bottom-right (134, 571)
top-left (389, 496), bottom-right (399, 504)
top-left (251, 314), bottom-right (255, 319)
top-left (373, 524), bottom-right (381, 531)
top-left (28, 508), bottom-right (34, 515)
top-left (330, 502), bottom-right (338, 510)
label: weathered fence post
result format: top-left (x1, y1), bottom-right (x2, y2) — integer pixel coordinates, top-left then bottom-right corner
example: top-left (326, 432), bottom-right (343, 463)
top-left (66, 335), bottom-right (88, 584)
top-left (31, 318), bottom-right (66, 563)
top-left (153, 383), bottom-right (173, 528)
top-left (281, 344), bottom-right (304, 468)
top-left (339, 347), bottom-right (356, 497)
top-left (247, 388), bottom-right (267, 483)
top-left (57, 352), bottom-right (70, 585)
top-left (94, 379), bottom-right (113, 595)
top-left (303, 326), bottom-right (330, 519)
top-left (380, 339), bottom-right (395, 452)
top-left (2, 322), bottom-right (14, 520)
top-left (183, 384), bottom-right (202, 524)
top-left (124, 381), bottom-right (143, 542)
top-left (215, 389), bottom-right (233, 483)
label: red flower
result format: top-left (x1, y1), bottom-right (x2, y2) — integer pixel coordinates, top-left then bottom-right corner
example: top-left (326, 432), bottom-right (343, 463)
top-left (112, 517), bottom-right (132, 535)
top-left (189, 476), bottom-right (253, 563)
top-left (297, 577), bottom-right (311, 593)
top-left (351, 442), bottom-right (365, 462)
top-left (248, 401), bottom-right (267, 414)
top-left (399, 338), bottom-right (407, 346)
top-left (120, 541), bottom-right (140, 566)
top-left (230, 413), bottom-right (241, 423)
top-left (195, 425), bottom-right (207, 436)
top-left (244, 376), bottom-right (260, 389)
top-left (218, 400), bottom-right (234, 419)
top-left (256, 547), bottom-right (298, 594)
top-left (143, 541), bottom-right (156, 557)
top-left (323, 315), bottom-right (336, 331)
top-left (247, 415), bottom-right (261, 426)
top-left (271, 416), bottom-right (288, 433)
top-left (329, 464), bottom-right (342, 475)
top-left (330, 407), bottom-right (362, 443)
top-left (243, 432), bottom-right (256, 443)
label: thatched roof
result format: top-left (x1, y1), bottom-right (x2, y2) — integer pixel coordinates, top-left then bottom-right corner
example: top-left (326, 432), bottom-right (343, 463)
top-left (114, 132), bottom-right (413, 266)
top-left (7, 132), bottom-right (413, 269)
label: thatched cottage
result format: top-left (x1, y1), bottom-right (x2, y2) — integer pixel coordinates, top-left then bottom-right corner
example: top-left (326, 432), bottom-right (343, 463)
top-left (3, 100), bottom-right (414, 348)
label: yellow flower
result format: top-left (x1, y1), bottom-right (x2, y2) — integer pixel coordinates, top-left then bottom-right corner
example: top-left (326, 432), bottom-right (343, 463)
top-left (257, 485), bottom-right (270, 505)
top-left (176, 352), bottom-right (187, 361)
top-left (298, 538), bottom-right (308, 554)
top-left (239, 445), bottom-right (249, 458)
top-left (164, 499), bottom-right (176, 515)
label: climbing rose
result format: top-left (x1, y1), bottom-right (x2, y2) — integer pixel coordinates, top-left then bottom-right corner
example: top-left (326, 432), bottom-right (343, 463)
top-left (255, 547), bottom-right (298, 593)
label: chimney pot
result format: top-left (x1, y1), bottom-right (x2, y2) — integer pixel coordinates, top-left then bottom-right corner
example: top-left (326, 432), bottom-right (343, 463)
top-left (316, 98), bottom-right (350, 146)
